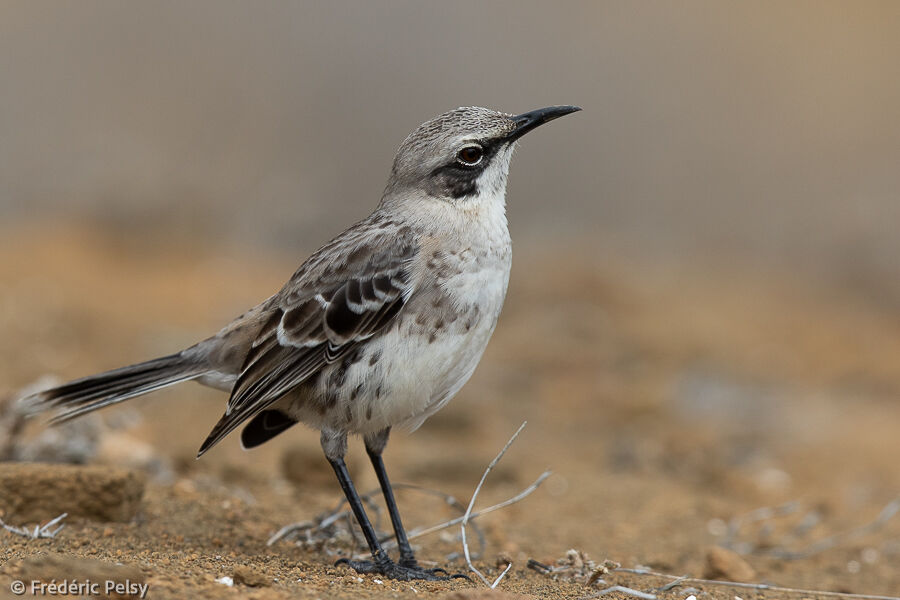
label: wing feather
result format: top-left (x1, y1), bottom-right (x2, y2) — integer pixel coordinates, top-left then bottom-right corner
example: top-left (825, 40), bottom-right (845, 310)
top-left (197, 224), bottom-right (416, 456)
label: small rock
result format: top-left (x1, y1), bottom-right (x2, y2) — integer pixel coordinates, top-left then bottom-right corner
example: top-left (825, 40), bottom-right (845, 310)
top-left (232, 565), bottom-right (270, 587)
top-left (0, 463), bottom-right (145, 522)
top-left (704, 546), bottom-right (756, 582)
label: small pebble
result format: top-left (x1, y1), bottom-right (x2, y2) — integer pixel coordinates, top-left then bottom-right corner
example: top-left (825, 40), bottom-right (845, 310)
top-left (704, 546), bottom-right (756, 583)
top-left (233, 565), bottom-right (270, 587)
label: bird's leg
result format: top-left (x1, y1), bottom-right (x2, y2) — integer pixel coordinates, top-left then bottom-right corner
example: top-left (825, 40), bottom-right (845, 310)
top-left (322, 429), bottom-right (455, 581)
top-left (364, 428), bottom-right (430, 571)
top-left (323, 434), bottom-right (391, 571)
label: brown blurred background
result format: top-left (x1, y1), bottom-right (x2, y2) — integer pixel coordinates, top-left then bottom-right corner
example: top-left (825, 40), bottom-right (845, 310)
top-left (2, 2), bottom-right (899, 281)
top-left (2, 2), bottom-right (900, 596)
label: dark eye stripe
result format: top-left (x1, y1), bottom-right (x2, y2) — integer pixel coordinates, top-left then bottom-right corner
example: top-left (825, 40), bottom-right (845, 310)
top-left (427, 139), bottom-right (506, 199)
top-left (433, 139), bottom-right (502, 175)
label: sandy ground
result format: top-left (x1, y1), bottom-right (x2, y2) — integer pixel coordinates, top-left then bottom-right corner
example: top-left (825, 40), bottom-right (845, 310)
top-left (1, 224), bottom-right (900, 599)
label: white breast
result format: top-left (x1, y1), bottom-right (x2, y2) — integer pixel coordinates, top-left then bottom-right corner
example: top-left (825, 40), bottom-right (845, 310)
top-left (390, 234), bottom-right (512, 430)
top-left (289, 188), bottom-right (513, 435)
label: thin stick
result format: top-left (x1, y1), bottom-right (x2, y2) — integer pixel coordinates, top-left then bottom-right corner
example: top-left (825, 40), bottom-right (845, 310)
top-left (402, 469), bottom-right (552, 543)
top-left (267, 520), bottom-right (315, 546)
top-left (0, 513), bottom-right (67, 540)
top-left (763, 496), bottom-right (900, 560)
top-left (656, 574), bottom-right (688, 592)
top-left (267, 470), bottom-right (549, 550)
top-left (614, 567), bottom-right (900, 600)
top-left (724, 500), bottom-right (801, 546)
top-left (720, 496), bottom-right (900, 561)
top-left (492, 562), bottom-right (513, 588)
top-left (461, 421), bottom-right (528, 588)
top-left (581, 586), bottom-right (657, 600)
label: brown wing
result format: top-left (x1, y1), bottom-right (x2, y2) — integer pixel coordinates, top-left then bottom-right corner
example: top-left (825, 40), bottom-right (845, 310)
top-left (197, 225), bottom-right (416, 456)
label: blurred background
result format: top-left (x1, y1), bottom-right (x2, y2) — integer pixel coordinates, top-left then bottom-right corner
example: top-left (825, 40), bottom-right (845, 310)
top-left (2, 1), bottom-right (899, 278)
top-left (2, 1), bottom-right (900, 595)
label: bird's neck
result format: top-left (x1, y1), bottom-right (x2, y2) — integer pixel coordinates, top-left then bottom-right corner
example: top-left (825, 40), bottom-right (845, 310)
top-left (376, 189), bottom-right (510, 251)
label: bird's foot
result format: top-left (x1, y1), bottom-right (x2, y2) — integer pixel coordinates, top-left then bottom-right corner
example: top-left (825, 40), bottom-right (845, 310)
top-left (335, 556), bottom-right (468, 581)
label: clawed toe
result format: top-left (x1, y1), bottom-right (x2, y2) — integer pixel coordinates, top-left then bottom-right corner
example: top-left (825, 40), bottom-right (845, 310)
top-left (398, 559), bottom-right (462, 578)
top-left (335, 557), bottom-right (374, 573)
top-left (335, 557), bottom-right (467, 581)
top-left (424, 567), bottom-right (469, 580)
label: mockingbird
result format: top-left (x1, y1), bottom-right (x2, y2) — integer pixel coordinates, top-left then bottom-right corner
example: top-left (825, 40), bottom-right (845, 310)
top-left (26, 105), bottom-right (581, 580)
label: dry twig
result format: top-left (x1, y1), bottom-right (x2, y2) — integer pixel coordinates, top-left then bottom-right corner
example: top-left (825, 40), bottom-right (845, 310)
top-left (530, 549), bottom-right (900, 600)
top-left (720, 496), bottom-right (900, 560)
top-left (526, 549), bottom-right (614, 586)
top-left (582, 586), bottom-right (656, 600)
top-left (461, 421), bottom-right (529, 588)
top-left (722, 500), bottom-right (802, 552)
top-left (266, 484), bottom-right (488, 555)
top-left (764, 496), bottom-right (900, 560)
top-left (399, 469), bottom-right (551, 546)
top-left (0, 513), bottom-right (67, 540)
top-left (266, 489), bottom-right (387, 556)
top-left (613, 566), bottom-right (900, 600)
top-left (267, 469), bottom-right (550, 560)
top-left (268, 420), bottom-right (549, 582)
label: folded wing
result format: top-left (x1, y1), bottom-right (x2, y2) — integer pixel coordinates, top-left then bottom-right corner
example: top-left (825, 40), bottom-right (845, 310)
top-left (197, 228), bottom-right (416, 455)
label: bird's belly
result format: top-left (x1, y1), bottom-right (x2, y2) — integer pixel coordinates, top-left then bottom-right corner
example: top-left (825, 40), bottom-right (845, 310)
top-left (380, 310), bottom-right (497, 430)
top-left (287, 270), bottom-right (508, 435)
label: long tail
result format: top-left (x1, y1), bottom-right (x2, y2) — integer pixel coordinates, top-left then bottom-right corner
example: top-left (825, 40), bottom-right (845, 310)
top-left (24, 353), bottom-right (207, 424)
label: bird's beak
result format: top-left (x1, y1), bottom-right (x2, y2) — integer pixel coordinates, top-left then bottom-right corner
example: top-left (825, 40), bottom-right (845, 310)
top-left (506, 105), bottom-right (581, 142)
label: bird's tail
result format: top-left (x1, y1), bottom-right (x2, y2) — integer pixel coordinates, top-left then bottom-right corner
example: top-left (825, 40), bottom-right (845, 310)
top-left (24, 352), bottom-right (207, 424)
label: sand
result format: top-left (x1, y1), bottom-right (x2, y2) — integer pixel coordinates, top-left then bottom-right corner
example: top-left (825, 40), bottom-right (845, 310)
top-left (1, 225), bottom-right (899, 599)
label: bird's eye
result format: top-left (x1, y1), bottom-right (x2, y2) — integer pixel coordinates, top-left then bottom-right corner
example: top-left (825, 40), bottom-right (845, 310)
top-left (456, 145), bottom-right (484, 166)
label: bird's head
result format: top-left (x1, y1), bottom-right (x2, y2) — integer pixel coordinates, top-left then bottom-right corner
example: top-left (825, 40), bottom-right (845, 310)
top-left (383, 105), bottom-right (580, 208)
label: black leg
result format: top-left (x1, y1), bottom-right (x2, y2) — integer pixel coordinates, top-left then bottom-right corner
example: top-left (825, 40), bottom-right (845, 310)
top-left (322, 429), bottom-right (458, 581)
top-left (365, 437), bottom-right (420, 569)
top-left (326, 455), bottom-right (393, 570)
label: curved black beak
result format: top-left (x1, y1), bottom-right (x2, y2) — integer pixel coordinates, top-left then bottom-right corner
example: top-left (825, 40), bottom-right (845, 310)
top-left (506, 105), bottom-right (581, 141)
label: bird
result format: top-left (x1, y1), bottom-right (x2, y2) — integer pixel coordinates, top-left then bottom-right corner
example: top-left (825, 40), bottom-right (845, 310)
top-left (24, 105), bottom-right (581, 580)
